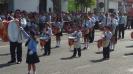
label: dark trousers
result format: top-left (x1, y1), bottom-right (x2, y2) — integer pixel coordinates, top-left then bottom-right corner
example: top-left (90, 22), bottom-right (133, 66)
top-left (115, 26), bottom-right (119, 38)
top-left (89, 28), bottom-right (95, 43)
top-left (72, 48), bottom-right (81, 57)
top-left (118, 24), bottom-right (125, 38)
top-left (103, 46), bottom-right (110, 59)
top-left (44, 39), bottom-right (51, 55)
top-left (39, 23), bottom-right (45, 33)
top-left (131, 20), bottom-right (133, 29)
top-left (10, 42), bottom-right (22, 62)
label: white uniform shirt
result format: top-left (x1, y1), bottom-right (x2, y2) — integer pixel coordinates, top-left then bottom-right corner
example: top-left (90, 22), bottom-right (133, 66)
top-left (118, 16), bottom-right (126, 25)
top-left (110, 18), bottom-right (118, 35)
top-left (21, 18), bottom-right (27, 28)
top-left (46, 27), bottom-right (53, 38)
top-left (102, 16), bottom-right (111, 27)
top-left (83, 19), bottom-right (93, 29)
top-left (103, 31), bottom-right (112, 47)
top-left (72, 31), bottom-right (82, 48)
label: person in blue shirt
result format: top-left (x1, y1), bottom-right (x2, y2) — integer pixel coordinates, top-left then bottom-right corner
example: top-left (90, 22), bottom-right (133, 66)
top-left (102, 26), bottom-right (112, 60)
top-left (54, 16), bottom-right (62, 47)
top-left (118, 13), bottom-right (126, 39)
top-left (25, 31), bottom-right (40, 74)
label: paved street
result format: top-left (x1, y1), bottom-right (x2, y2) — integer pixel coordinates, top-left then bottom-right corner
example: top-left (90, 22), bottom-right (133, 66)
top-left (0, 30), bottom-right (133, 74)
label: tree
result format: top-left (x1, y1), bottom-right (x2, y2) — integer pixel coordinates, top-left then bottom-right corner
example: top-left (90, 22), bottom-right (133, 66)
top-left (68, 0), bottom-right (80, 12)
top-left (68, 0), bottom-right (96, 12)
top-left (76, 0), bottom-right (96, 12)
top-left (52, 0), bottom-right (61, 13)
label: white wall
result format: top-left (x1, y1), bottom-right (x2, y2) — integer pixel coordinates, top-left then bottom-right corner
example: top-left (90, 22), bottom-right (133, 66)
top-left (47, 0), bottom-right (53, 12)
top-left (109, 1), bottom-right (118, 11)
top-left (61, 0), bottom-right (68, 12)
top-left (14, 0), bottom-right (39, 12)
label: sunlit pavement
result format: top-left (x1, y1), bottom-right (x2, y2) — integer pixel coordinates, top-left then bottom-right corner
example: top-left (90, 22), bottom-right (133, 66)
top-left (0, 29), bottom-right (133, 74)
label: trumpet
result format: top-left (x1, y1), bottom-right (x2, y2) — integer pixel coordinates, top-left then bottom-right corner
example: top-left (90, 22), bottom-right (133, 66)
top-left (19, 26), bottom-right (31, 39)
top-left (15, 18), bottom-right (31, 39)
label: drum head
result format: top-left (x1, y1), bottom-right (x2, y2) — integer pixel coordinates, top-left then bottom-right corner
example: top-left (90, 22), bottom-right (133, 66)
top-left (68, 36), bottom-right (75, 39)
top-left (8, 21), bottom-right (19, 41)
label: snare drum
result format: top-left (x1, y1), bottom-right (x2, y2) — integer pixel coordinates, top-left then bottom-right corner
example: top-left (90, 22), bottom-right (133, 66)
top-left (52, 27), bottom-right (60, 35)
top-left (97, 39), bottom-right (103, 48)
top-left (68, 37), bottom-right (75, 46)
top-left (39, 37), bottom-right (48, 47)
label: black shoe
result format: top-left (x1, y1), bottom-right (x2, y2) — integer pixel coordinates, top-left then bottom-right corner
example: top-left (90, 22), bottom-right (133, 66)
top-left (110, 49), bottom-right (114, 51)
top-left (55, 46), bottom-right (59, 48)
top-left (71, 55), bottom-right (76, 58)
top-left (43, 53), bottom-right (47, 56)
top-left (8, 60), bottom-right (15, 64)
top-left (78, 55), bottom-right (81, 57)
top-left (89, 41), bottom-right (93, 43)
top-left (83, 47), bottom-right (87, 50)
top-left (106, 58), bottom-right (109, 60)
top-left (16, 61), bottom-right (21, 64)
top-left (47, 53), bottom-right (51, 56)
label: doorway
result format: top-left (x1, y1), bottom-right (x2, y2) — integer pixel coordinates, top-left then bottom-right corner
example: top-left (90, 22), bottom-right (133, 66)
top-left (39, 0), bottom-right (47, 13)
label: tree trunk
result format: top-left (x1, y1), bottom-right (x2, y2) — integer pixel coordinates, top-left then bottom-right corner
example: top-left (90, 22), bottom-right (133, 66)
top-left (53, 0), bottom-right (61, 13)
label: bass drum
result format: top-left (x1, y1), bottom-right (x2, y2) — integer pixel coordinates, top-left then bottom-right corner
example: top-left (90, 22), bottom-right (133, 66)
top-left (68, 36), bottom-right (75, 47)
top-left (8, 20), bottom-right (19, 42)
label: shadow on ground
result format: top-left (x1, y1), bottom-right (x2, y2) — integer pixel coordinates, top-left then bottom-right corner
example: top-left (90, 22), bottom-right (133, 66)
top-left (0, 53), bottom-right (10, 56)
top-left (124, 52), bottom-right (133, 56)
top-left (126, 45), bottom-right (133, 48)
top-left (60, 56), bottom-right (78, 60)
top-left (90, 58), bottom-right (108, 63)
top-left (95, 51), bottom-right (103, 54)
top-left (0, 63), bottom-right (16, 69)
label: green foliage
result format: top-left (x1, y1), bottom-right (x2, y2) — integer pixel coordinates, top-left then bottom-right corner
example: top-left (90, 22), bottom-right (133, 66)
top-left (68, 0), bottom-right (96, 12)
top-left (68, 0), bottom-right (76, 12)
top-left (77, 0), bottom-right (96, 7)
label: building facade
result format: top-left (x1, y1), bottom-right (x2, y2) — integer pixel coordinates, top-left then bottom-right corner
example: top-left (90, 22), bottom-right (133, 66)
top-left (0, 0), bottom-right (68, 13)
top-left (97, 0), bottom-right (119, 13)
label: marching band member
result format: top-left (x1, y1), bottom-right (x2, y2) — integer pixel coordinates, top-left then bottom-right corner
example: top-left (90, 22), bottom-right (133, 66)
top-left (101, 13), bottom-right (111, 27)
top-left (110, 14), bottom-right (118, 51)
top-left (39, 12), bottom-right (46, 33)
top-left (54, 16), bottom-right (62, 47)
top-left (102, 26), bottom-right (112, 60)
top-left (82, 15), bottom-right (90, 49)
top-left (98, 12), bottom-right (105, 29)
top-left (89, 13), bottom-right (96, 43)
top-left (118, 13), bottom-right (126, 39)
top-left (8, 10), bottom-right (25, 64)
top-left (25, 31), bottom-right (40, 74)
top-left (71, 26), bottom-right (82, 57)
top-left (20, 12), bottom-right (27, 31)
top-left (43, 23), bottom-right (52, 56)
top-left (39, 27), bottom-right (49, 50)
